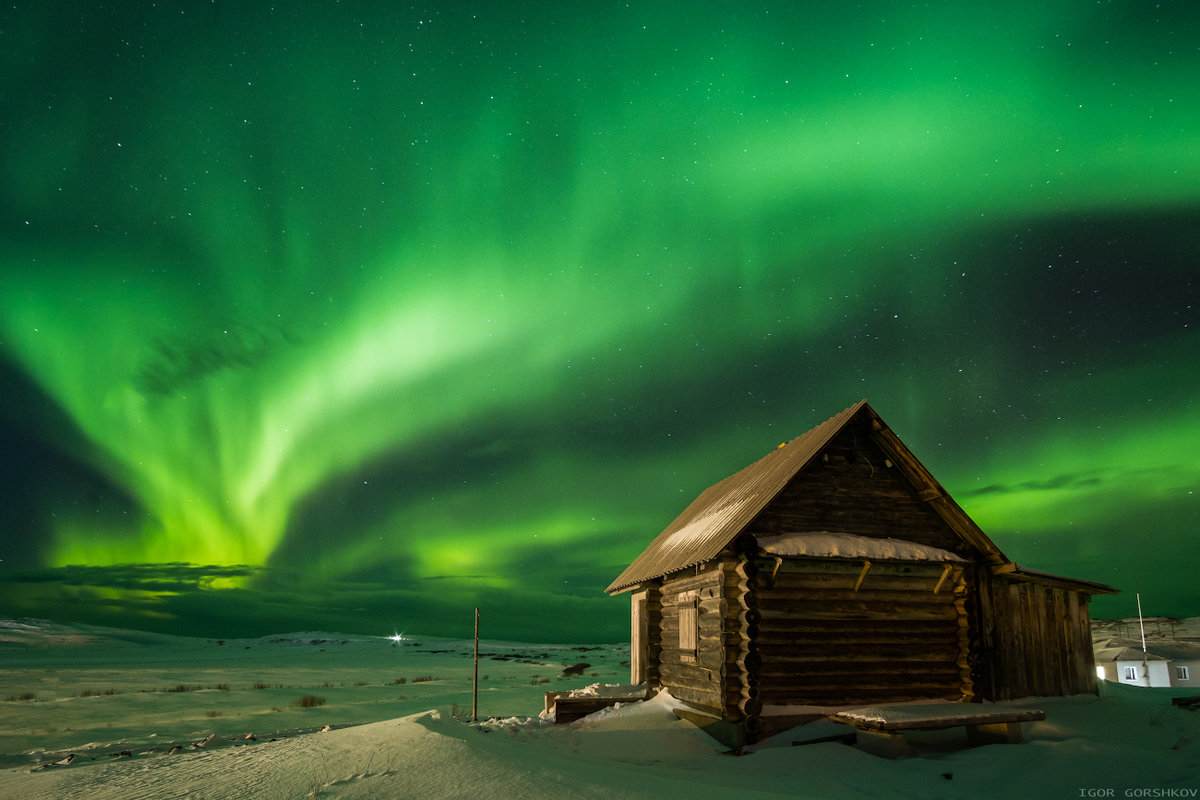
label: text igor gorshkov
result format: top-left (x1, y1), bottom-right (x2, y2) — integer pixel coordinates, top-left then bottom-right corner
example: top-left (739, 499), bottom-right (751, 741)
top-left (1079, 790), bottom-right (1198, 798)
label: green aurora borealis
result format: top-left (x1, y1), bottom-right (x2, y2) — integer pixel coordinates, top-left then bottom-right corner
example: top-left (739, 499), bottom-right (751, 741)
top-left (1, 2), bottom-right (1196, 641)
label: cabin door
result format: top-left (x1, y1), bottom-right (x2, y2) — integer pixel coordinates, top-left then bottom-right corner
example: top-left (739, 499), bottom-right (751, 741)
top-left (631, 590), bottom-right (649, 685)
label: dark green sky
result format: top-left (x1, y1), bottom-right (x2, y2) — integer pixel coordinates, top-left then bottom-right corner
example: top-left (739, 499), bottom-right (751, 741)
top-left (1, 2), bottom-right (1196, 641)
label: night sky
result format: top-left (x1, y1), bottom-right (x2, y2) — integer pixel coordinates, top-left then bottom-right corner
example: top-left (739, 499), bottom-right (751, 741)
top-left (1, 2), bottom-right (1196, 642)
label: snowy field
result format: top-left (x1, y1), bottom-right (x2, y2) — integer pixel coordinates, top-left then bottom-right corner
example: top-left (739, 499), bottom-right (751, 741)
top-left (2, 618), bottom-right (1198, 800)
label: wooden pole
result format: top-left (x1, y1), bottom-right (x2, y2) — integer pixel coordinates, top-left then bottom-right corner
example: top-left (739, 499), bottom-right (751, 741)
top-left (472, 607), bottom-right (479, 722)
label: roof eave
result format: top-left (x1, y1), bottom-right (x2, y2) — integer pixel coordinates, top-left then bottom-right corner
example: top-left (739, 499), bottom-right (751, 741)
top-left (991, 563), bottom-right (1119, 595)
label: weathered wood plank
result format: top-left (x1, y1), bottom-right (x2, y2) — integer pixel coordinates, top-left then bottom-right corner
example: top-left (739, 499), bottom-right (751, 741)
top-left (759, 663), bottom-right (963, 681)
top-left (756, 647), bottom-right (964, 664)
top-left (755, 631), bottom-right (961, 650)
top-left (660, 683), bottom-right (722, 715)
top-left (759, 574), bottom-right (960, 593)
top-left (755, 616), bottom-right (956, 634)
top-left (662, 570), bottom-right (723, 596)
top-left (762, 686), bottom-right (963, 705)
top-left (758, 604), bottom-right (960, 622)
top-left (830, 704), bottom-right (1044, 732)
top-left (762, 560), bottom-right (949, 578)
top-left (757, 588), bottom-right (962, 606)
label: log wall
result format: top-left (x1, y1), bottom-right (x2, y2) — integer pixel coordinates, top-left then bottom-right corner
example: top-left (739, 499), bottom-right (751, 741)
top-left (656, 566), bottom-right (728, 715)
top-left (751, 558), bottom-right (972, 706)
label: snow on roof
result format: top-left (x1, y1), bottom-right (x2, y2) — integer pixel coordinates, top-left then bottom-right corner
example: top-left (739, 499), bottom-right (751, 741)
top-left (755, 531), bottom-right (966, 562)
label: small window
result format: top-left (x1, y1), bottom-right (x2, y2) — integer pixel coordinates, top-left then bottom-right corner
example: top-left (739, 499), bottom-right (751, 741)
top-left (1177, 666), bottom-right (1191, 681)
top-left (678, 593), bottom-right (698, 658)
top-left (1123, 666), bottom-right (1138, 681)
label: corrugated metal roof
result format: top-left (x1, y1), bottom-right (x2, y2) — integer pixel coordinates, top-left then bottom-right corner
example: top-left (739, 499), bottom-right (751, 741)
top-left (605, 400), bottom-right (869, 594)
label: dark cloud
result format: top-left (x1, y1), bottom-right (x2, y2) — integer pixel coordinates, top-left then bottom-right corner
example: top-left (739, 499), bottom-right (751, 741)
top-left (961, 472), bottom-right (1108, 498)
top-left (135, 323), bottom-right (303, 396)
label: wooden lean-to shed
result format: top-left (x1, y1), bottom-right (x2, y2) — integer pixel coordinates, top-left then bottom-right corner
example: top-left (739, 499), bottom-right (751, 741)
top-left (606, 400), bottom-right (1116, 746)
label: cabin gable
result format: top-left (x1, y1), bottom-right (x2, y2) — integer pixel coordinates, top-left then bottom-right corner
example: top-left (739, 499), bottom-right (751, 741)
top-left (744, 421), bottom-right (972, 559)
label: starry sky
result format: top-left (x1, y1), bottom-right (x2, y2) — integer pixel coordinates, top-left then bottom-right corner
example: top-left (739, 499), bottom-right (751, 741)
top-left (0, 2), bottom-right (1196, 642)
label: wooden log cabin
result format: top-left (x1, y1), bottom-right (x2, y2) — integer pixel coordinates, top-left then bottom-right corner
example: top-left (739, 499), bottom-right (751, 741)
top-left (606, 400), bottom-right (1116, 747)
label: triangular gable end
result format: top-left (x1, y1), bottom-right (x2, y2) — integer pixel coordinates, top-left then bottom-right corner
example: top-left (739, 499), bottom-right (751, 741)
top-left (743, 414), bottom-right (1000, 562)
top-left (606, 400), bottom-right (1008, 594)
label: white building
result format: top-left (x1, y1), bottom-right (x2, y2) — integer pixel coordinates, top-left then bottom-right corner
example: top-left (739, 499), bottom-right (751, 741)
top-left (1094, 636), bottom-right (1200, 688)
top-left (1102, 648), bottom-right (1172, 687)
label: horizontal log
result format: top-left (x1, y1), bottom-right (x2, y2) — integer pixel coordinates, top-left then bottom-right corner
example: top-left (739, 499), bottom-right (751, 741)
top-left (754, 630), bottom-right (960, 648)
top-left (755, 638), bottom-right (961, 654)
top-left (762, 687), bottom-right (964, 706)
top-left (759, 605), bottom-right (960, 622)
top-left (755, 646), bottom-right (964, 664)
top-left (759, 676), bottom-right (963, 695)
top-left (658, 620), bottom-right (727, 639)
top-left (755, 617), bottom-right (958, 636)
top-left (738, 696), bottom-right (763, 717)
top-left (722, 631), bottom-right (752, 648)
top-left (659, 677), bottom-right (725, 697)
top-left (659, 659), bottom-right (721, 680)
top-left (759, 660), bottom-right (962, 678)
top-left (753, 510), bottom-right (964, 532)
top-left (698, 597), bottom-right (723, 615)
top-left (756, 598), bottom-right (963, 616)
top-left (657, 652), bottom-right (720, 671)
top-left (762, 572), bottom-right (959, 592)
top-left (757, 588), bottom-right (962, 606)
top-left (736, 652), bottom-right (763, 672)
top-left (660, 684), bottom-right (723, 715)
top-left (659, 639), bottom-right (723, 658)
top-left (761, 559), bottom-right (951, 577)
top-left (739, 608), bottom-right (762, 625)
top-left (762, 677), bottom-right (963, 694)
top-left (664, 565), bottom-right (723, 584)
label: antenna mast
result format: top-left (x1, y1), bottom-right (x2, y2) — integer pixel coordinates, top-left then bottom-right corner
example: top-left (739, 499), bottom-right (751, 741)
top-left (1137, 592), bottom-right (1149, 686)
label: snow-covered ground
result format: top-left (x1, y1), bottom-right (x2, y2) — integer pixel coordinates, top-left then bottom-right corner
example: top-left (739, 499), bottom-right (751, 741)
top-left (2, 618), bottom-right (1199, 799)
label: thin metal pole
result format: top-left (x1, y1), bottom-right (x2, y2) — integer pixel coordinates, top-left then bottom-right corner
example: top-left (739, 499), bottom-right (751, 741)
top-left (1137, 593), bottom-right (1149, 686)
top-left (472, 607), bottom-right (479, 722)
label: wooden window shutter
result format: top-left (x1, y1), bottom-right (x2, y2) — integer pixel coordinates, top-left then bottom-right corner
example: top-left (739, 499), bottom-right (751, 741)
top-left (678, 593), bottom-right (698, 654)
